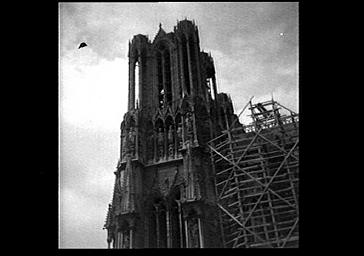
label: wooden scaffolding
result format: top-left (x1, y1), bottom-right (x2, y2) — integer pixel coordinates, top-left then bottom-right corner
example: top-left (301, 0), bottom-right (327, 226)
top-left (208, 98), bottom-right (299, 248)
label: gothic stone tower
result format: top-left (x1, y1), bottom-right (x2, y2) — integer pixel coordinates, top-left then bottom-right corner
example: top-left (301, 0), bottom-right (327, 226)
top-left (104, 19), bottom-right (237, 248)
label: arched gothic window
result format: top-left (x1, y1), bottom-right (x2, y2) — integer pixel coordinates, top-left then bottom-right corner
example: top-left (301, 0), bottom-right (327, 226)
top-left (157, 51), bottom-right (164, 108)
top-left (151, 199), bottom-right (168, 248)
top-left (134, 60), bottom-right (140, 108)
top-left (156, 42), bottom-right (173, 109)
top-left (181, 35), bottom-right (190, 95)
top-left (188, 35), bottom-right (197, 94)
top-left (170, 189), bottom-right (185, 248)
top-left (164, 50), bottom-right (172, 106)
top-left (115, 219), bottom-right (131, 248)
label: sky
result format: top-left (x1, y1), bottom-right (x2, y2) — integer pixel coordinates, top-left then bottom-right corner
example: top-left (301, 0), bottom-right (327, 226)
top-left (59, 2), bottom-right (298, 248)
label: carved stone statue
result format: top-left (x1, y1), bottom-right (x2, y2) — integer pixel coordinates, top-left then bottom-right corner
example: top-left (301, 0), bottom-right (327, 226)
top-left (123, 229), bottom-right (130, 248)
top-left (194, 173), bottom-right (201, 199)
top-left (121, 135), bottom-right (127, 159)
top-left (185, 112), bottom-right (194, 141)
top-left (168, 126), bottom-right (173, 144)
top-left (187, 218), bottom-right (200, 248)
top-left (157, 128), bottom-right (164, 159)
top-left (167, 126), bottom-right (174, 158)
top-left (177, 124), bottom-right (183, 152)
top-left (128, 128), bottom-right (136, 155)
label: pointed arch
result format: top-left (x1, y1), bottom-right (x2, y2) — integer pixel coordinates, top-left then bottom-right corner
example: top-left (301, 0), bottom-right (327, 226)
top-left (154, 39), bottom-right (174, 109)
top-left (168, 186), bottom-right (185, 248)
top-left (151, 197), bottom-right (168, 248)
top-left (134, 58), bottom-right (140, 108)
top-left (129, 39), bottom-right (147, 110)
top-left (156, 50), bottom-right (164, 108)
top-left (155, 118), bottom-right (164, 132)
top-left (153, 109), bottom-right (163, 123)
top-left (164, 106), bottom-right (173, 119)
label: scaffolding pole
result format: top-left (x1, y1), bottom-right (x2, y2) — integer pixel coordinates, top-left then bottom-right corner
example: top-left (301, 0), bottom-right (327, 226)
top-left (208, 99), bottom-right (299, 248)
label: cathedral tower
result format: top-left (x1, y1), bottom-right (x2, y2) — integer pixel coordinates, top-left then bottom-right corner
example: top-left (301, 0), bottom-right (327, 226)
top-left (104, 19), bottom-right (237, 248)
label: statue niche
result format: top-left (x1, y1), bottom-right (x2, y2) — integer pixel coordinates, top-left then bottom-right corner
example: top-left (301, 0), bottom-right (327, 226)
top-left (165, 115), bottom-right (174, 159)
top-left (121, 134), bottom-right (127, 161)
top-left (155, 118), bottom-right (165, 161)
top-left (157, 128), bottom-right (164, 160)
top-left (121, 115), bottom-right (137, 158)
top-left (187, 217), bottom-right (200, 248)
top-left (128, 127), bottom-right (136, 156)
top-left (184, 111), bottom-right (194, 143)
top-left (168, 127), bottom-right (174, 158)
top-left (176, 114), bottom-right (183, 156)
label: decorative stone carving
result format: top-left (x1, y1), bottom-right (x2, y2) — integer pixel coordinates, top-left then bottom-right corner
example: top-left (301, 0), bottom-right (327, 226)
top-left (157, 167), bottom-right (178, 198)
top-left (185, 112), bottom-right (194, 142)
top-left (121, 135), bottom-right (127, 160)
top-left (123, 230), bottom-right (130, 248)
top-left (167, 126), bottom-right (174, 158)
top-left (177, 124), bottom-right (183, 153)
top-left (187, 218), bottom-right (200, 248)
top-left (194, 172), bottom-right (202, 199)
top-left (168, 126), bottom-right (173, 143)
top-left (128, 128), bottom-right (136, 156)
top-left (157, 128), bottom-right (164, 159)
top-left (160, 178), bottom-right (170, 197)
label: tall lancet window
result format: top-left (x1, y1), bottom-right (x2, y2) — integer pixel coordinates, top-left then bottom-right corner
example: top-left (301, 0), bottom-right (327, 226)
top-left (207, 78), bottom-right (215, 100)
top-left (135, 60), bottom-right (140, 109)
top-left (157, 51), bottom-right (164, 108)
top-left (188, 35), bottom-right (197, 93)
top-left (181, 35), bottom-right (190, 95)
top-left (164, 50), bottom-right (172, 106)
top-left (170, 190), bottom-right (185, 248)
top-left (176, 44), bottom-right (183, 99)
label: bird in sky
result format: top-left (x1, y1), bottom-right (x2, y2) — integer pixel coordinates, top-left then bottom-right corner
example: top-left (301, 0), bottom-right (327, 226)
top-left (78, 42), bottom-right (87, 49)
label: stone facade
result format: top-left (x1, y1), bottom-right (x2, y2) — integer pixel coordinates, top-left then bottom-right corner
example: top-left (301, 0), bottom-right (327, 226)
top-left (104, 19), bottom-right (239, 248)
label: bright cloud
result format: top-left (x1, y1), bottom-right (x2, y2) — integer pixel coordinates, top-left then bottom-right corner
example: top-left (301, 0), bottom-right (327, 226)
top-left (60, 187), bottom-right (110, 248)
top-left (60, 48), bottom-right (128, 131)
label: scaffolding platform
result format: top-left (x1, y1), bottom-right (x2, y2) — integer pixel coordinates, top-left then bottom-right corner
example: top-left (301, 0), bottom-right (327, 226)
top-left (208, 98), bottom-right (299, 248)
